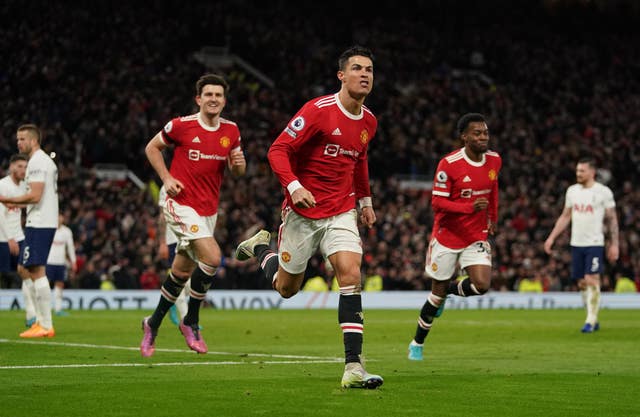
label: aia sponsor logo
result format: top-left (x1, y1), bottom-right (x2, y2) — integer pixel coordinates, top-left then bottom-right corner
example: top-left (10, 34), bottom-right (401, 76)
top-left (573, 204), bottom-right (594, 213)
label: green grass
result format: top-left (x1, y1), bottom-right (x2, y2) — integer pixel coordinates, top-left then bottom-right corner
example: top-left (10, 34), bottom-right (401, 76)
top-left (1, 308), bottom-right (638, 417)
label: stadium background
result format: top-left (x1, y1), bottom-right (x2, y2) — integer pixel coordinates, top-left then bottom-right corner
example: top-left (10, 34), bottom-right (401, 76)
top-left (1, 0), bottom-right (639, 294)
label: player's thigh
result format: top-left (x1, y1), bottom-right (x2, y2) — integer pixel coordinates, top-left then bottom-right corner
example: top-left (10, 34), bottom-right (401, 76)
top-left (583, 273), bottom-right (601, 286)
top-left (320, 210), bottom-right (362, 286)
top-left (191, 236), bottom-right (222, 267)
top-left (584, 246), bottom-right (604, 276)
top-left (424, 238), bottom-right (460, 281)
top-left (459, 241), bottom-right (492, 285)
top-left (166, 201), bottom-right (218, 264)
top-left (570, 246), bottom-right (603, 281)
top-left (319, 210), bottom-right (362, 257)
top-left (21, 227), bottom-right (56, 268)
top-left (275, 266), bottom-right (305, 293)
top-left (46, 264), bottom-right (65, 283)
top-left (328, 251), bottom-right (362, 287)
top-left (278, 209), bottom-right (321, 274)
top-left (172, 252), bottom-right (196, 279)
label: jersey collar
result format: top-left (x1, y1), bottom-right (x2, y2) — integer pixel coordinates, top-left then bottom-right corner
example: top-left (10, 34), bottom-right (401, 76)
top-left (461, 147), bottom-right (486, 167)
top-left (197, 113), bottom-right (221, 131)
top-left (335, 93), bottom-right (364, 121)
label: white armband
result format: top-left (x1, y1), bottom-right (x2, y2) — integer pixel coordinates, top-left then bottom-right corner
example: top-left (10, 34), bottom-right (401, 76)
top-left (358, 196), bottom-right (373, 209)
top-left (287, 180), bottom-right (303, 195)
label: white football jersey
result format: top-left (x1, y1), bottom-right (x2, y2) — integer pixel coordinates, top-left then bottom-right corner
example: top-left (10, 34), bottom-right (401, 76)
top-left (565, 182), bottom-right (615, 247)
top-left (0, 175), bottom-right (27, 241)
top-left (47, 224), bottom-right (76, 266)
top-left (25, 149), bottom-right (59, 228)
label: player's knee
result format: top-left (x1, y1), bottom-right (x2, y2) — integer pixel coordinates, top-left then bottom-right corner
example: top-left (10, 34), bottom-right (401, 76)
top-left (199, 254), bottom-right (221, 268)
top-left (474, 281), bottom-right (490, 294)
top-left (275, 283), bottom-right (299, 299)
top-left (274, 273), bottom-right (301, 298)
top-left (171, 268), bottom-right (192, 282)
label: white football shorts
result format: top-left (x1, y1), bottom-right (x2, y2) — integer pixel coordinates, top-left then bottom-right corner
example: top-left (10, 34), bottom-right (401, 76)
top-left (278, 207), bottom-right (362, 274)
top-left (424, 238), bottom-right (492, 281)
top-left (164, 198), bottom-right (218, 261)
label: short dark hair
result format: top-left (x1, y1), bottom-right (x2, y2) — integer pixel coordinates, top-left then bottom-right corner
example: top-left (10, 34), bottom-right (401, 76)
top-left (195, 73), bottom-right (229, 96)
top-left (10, 154), bottom-right (27, 164)
top-left (17, 123), bottom-right (41, 143)
top-left (457, 113), bottom-right (487, 136)
top-left (578, 157), bottom-right (596, 169)
top-left (338, 45), bottom-right (374, 71)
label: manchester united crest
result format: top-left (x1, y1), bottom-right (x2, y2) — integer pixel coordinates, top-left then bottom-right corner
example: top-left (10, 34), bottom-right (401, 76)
top-left (281, 252), bottom-right (291, 263)
top-left (190, 225), bottom-right (199, 233)
top-left (431, 263), bottom-right (438, 272)
top-left (220, 136), bottom-right (231, 148)
top-left (360, 130), bottom-right (369, 144)
top-left (488, 169), bottom-right (497, 180)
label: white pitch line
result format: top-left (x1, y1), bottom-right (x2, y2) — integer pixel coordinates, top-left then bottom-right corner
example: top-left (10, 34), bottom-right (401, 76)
top-left (0, 338), bottom-right (342, 361)
top-left (0, 359), bottom-right (342, 370)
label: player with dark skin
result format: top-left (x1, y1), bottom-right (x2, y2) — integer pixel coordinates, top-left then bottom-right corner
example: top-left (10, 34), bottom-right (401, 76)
top-left (430, 120), bottom-right (494, 302)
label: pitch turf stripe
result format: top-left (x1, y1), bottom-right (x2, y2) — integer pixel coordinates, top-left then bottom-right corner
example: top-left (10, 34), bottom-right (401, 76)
top-left (0, 338), bottom-right (340, 360)
top-left (0, 359), bottom-right (343, 370)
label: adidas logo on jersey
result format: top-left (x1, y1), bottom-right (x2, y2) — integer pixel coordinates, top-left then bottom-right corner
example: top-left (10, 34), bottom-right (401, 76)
top-left (463, 176), bottom-right (472, 182)
top-left (331, 128), bottom-right (342, 136)
top-left (192, 137), bottom-right (201, 143)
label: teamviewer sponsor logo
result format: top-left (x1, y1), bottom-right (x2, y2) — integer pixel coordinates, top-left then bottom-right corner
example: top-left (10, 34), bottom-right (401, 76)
top-left (324, 143), bottom-right (340, 157)
top-left (188, 149), bottom-right (226, 161)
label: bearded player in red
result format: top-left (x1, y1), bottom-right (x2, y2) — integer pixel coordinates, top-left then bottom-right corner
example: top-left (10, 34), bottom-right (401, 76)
top-left (235, 46), bottom-right (382, 389)
top-left (408, 113), bottom-right (502, 361)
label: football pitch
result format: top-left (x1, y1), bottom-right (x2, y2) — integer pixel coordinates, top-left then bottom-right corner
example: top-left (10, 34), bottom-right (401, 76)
top-left (1, 308), bottom-right (638, 417)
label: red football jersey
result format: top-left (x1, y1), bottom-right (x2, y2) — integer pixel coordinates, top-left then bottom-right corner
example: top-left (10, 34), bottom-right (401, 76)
top-left (431, 148), bottom-right (501, 249)
top-left (268, 94), bottom-right (377, 219)
top-left (160, 113), bottom-right (241, 216)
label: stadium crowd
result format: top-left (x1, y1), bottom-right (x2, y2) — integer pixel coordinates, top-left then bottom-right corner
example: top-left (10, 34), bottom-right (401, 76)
top-left (1, 0), bottom-right (639, 292)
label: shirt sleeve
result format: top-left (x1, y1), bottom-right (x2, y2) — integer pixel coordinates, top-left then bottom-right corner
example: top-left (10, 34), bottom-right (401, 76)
top-left (603, 186), bottom-right (616, 209)
top-left (65, 228), bottom-right (77, 265)
top-left (267, 103), bottom-right (320, 190)
top-left (564, 187), bottom-right (573, 209)
top-left (27, 156), bottom-right (47, 183)
top-left (431, 159), bottom-right (474, 214)
top-left (160, 117), bottom-right (183, 145)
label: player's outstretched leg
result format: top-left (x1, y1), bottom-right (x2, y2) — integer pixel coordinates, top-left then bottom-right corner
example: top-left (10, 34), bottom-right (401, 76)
top-left (235, 230), bottom-right (271, 261)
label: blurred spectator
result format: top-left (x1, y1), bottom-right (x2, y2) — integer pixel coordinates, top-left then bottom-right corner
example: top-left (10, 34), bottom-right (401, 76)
top-left (78, 260), bottom-right (101, 289)
top-left (614, 274), bottom-right (637, 293)
top-left (139, 257), bottom-right (161, 290)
